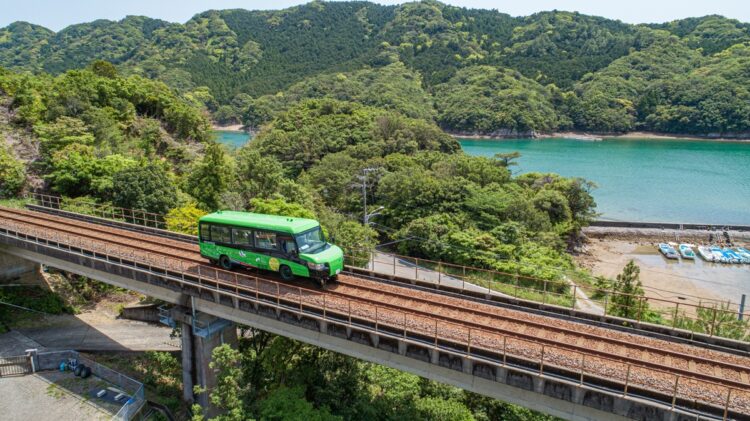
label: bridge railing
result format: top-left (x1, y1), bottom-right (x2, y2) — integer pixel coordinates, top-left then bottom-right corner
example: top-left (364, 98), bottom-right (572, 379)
top-left (22, 193), bottom-right (750, 342)
top-left (1, 218), bottom-right (748, 418)
top-left (348, 251), bottom-right (750, 342)
top-left (29, 192), bottom-right (166, 229)
top-left (33, 350), bottom-right (145, 420)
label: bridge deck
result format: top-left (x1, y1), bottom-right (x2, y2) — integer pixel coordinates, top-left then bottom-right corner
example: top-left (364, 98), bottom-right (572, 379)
top-left (1, 205), bottom-right (749, 420)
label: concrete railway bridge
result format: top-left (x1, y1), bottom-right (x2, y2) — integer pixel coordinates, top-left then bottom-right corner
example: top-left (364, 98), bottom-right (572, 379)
top-left (1, 204), bottom-right (750, 421)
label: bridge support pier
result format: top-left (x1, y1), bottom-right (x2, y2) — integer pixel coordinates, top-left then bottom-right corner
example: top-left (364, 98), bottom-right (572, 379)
top-left (0, 252), bottom-right (44, 286)
top-left (165, 305), bottom-right (238, 418)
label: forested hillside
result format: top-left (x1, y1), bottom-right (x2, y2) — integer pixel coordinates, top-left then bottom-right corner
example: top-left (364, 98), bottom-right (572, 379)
top-left (1, 1), bottom-right (749, 136)
top-left (0, 61), bottom-right (586, 420)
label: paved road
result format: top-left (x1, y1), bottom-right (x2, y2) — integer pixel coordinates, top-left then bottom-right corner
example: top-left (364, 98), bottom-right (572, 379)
top-left (367, 251), bottom-right (604, 314)
top-left (0, 312), bottom-right (178, 356)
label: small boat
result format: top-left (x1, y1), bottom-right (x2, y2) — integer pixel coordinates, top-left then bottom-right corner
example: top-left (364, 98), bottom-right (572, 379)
top-left (658, 243), bottom-right (680, 259)
top-left (678, 244), bottom-right (695, 259)
top-left (736, 247), bottom-right (750, 263)
top-left (710, 246), bottom-right (729, 263)
top-left (698, 246), bottom-right (715, 262)
top-left (723, 248), bottom-right (743, 264)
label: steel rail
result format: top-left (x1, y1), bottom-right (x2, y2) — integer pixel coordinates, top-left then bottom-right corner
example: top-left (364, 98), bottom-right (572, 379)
top-left (0, 219), bottom-right (747, 418)
top-left (1, 211), bottom-right (748, 393)
top-left (330, 276), bottom-right (750, 377)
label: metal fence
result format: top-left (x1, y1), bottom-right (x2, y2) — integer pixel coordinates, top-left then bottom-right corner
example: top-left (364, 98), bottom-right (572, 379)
top-left (1, 219), bottom-right (748, 418)
top-left (0, 355), bottom-right (32, 377)
top-left (33, 350), bottom-right (146, 421)
top-left (30, 192), bottom-right (166, 229)
top-left (348, 250), bottom-right (750, 342)
top-left (20, 193), bottom-right (750, 341)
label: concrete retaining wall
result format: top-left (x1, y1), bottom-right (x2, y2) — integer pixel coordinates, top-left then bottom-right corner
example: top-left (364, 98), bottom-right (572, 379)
top-left (0, 252), bottom-right (44, 286)
top-left (121, 304), bottom-right (160, 323)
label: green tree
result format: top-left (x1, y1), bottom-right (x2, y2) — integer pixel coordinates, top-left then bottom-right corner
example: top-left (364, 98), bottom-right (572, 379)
top-left (89, 60), bottom-right (118, 78)
top-left (185, 142), bottom-right (233, 210)
top-left (0, 144), bottom-right (25, 198)
top-left (609, 260), bottom-right (645, 319)
top-left (111, 163), bottom-right (178, 214)
top-left (415, 396), bottom-right (475, 421)
top-left (195, 344), bottom-right (249, 421)
top-left (165, 203), bottom-right (208, 235)
top-left (259, 386), bottom-right (341, 421)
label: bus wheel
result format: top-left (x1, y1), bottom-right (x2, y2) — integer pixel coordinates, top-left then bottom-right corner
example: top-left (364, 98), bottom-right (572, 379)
top-left (279, 265), bottom-right (294, 281)
top-left (219, 255), bottom-right (233, 270)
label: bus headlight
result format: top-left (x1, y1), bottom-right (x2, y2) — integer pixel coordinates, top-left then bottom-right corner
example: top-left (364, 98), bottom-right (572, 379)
top-left (307, 262), bottom-right (326, 271)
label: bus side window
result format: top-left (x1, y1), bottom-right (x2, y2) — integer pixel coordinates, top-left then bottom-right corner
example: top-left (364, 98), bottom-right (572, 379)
top-left (211, 225), bottom-right (231, 244)
top-left (199, 223), bottom-right (211, 242)
top-left (232, 228), bottom-right (253, 246)
top-left (254, 231), bottom-right (278, 250)
top-left (279, 236), bottom-right (297, 255)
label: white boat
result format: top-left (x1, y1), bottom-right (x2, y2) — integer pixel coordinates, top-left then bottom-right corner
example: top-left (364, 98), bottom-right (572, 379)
top-left (678, 244), bottom-right (695, 259)
top-left (697, 246), bottom-right (714, 262)
top-left (658, 243), bottom-right (679, 259)
top-left (710, 246), bottom-right (729, 263)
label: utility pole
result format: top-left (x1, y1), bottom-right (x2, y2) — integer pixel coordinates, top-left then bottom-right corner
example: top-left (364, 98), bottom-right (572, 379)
top-left (358, 168), bottom-right (383, 227)
top-left (354, 168), bottom-right (384, 268)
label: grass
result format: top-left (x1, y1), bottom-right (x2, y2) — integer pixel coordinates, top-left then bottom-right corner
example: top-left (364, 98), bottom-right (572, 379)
top-left (0, 197), bottom-right (31, 208)
top-left (46, 383), bottom-right (65, 399)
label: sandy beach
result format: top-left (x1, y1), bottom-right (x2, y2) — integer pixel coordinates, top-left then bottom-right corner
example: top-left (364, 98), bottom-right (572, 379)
top-left (211, 123), bottom-right (245, 132)
top-left (576, 233), bottom-right (750, 311)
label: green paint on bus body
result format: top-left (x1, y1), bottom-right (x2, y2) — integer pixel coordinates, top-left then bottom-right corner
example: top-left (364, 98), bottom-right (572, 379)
top-left (198, 211), bottom-right (344, 281)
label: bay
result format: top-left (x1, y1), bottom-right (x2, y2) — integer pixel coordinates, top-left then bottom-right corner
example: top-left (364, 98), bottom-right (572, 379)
top-left (214, 130), bottom-right (252, 149)
top-left (459, 138), bottom-right (750, 225)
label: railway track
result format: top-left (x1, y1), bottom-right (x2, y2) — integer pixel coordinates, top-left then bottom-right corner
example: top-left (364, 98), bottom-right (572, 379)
top-left (2, 206), bottom-right (749, 416)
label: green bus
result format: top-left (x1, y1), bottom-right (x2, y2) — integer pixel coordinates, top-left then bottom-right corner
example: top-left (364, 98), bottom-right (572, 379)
top-left (198, 211), bottom-right (344, 286)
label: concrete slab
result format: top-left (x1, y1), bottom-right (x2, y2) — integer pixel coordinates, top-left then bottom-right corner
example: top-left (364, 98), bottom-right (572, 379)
top-left (0, 372), bottom-right (118, 421)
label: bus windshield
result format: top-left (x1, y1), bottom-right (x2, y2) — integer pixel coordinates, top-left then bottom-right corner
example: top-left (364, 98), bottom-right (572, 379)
top-left (296, 227), bottom-right (326, 254)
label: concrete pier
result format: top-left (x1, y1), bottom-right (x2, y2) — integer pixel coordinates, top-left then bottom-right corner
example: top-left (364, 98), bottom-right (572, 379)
top-left (0, 252), bottom-right (44, 286)
top-left (166, 305), bottom-right (237, 417)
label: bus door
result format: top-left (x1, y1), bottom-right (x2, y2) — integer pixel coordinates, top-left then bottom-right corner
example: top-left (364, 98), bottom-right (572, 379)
top-left (253, 230), bottom-right (279, 271)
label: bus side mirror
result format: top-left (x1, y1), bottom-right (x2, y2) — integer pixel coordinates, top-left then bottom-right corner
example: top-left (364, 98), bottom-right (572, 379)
top-left (330, 235), bottom-right (336, 244)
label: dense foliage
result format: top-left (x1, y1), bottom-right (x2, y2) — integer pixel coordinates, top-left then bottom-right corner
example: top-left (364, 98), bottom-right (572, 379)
top-left (190, 331), bottom-right (558, 421)
top-left (0, 142), bottom-right (25, 198)
top-left (2, 1), bottom-right (750, 135)
top-left (7, 2), bottom-right (738, 418)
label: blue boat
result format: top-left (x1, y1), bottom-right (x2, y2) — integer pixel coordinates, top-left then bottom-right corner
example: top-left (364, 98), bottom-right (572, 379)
top-left (658, 243), bottom-right (679, 259)
top-left (678, 244), bottom-right (695, 259)
top-left (722, 248), bottom-right (742, 264)
top-left (710, 246), bottom-right (729, 263)
top-left (736, 247), bottom-right (750, 263)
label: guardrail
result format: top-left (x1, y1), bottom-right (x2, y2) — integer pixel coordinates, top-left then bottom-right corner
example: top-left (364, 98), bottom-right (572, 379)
top-left (30, 193), bottom-right (167, 230)
top-left (21, 194), bottom-right (750, 344)
top-left (32, 350), bottom-right (145, 421)
top-left (1, 218), bottom-right (748, 419)
top-left (347, 251), bottom-right (750, 343)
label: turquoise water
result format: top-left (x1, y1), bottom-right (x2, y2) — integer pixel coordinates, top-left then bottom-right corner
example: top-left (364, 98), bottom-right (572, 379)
top-left (459, 138), bottom-right (750, 225)
top-left (215, 130), bottom-right (251, 148)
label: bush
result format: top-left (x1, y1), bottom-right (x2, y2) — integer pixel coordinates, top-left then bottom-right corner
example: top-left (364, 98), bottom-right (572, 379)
top-left (0, 145), bottom-right (25, 198)
top-left (111, 163), bottom-right (178, 214)
top-left (165, 203), bottom-right (207, 235)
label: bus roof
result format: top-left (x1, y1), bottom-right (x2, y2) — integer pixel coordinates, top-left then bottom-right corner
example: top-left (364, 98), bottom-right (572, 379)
top-left (199, 211), bottom-right (319, 235)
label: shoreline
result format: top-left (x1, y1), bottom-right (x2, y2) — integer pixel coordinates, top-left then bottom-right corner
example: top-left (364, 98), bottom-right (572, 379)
top-left (575, 236), bottom-right (749, 311)
top-left (452, 130), bottom-right (750, 143)
top-left (211, 123), bottom-right (246, 132)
